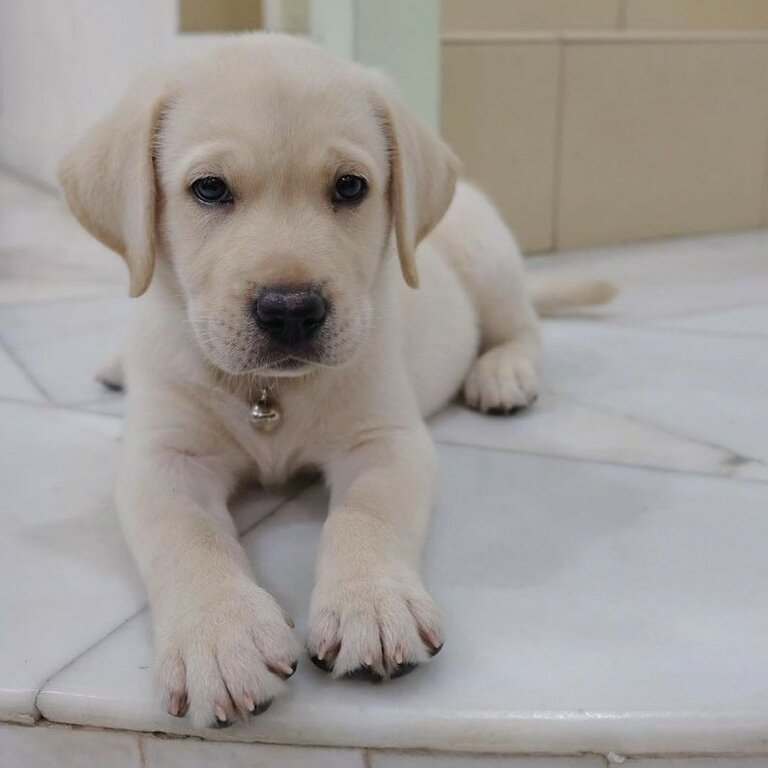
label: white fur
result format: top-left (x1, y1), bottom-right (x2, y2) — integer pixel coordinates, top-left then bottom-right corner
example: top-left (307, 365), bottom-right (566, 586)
top-left (60, 34), bottom-right (611, 727)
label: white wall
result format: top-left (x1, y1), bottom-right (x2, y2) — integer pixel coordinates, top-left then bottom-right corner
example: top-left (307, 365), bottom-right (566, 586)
top-left (310, 0), bottom-right (440, 127)
top-left (0, 1), bottom-right (440, 187)
top-left (0, 0), bottom-right (219, 187)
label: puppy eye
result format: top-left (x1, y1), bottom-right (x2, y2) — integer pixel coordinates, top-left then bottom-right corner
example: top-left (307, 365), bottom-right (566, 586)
top-left (191, 176), bottom-right (233, 205)
top-left (333, 175), bottom-right (368, 205)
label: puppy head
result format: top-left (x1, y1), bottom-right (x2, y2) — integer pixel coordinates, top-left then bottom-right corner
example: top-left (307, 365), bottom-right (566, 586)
top-left (59, 35), bottom-right (458, 377)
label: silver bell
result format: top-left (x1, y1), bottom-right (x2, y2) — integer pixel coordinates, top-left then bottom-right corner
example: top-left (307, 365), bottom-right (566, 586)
top-left (250, 391), bottom-right (281, 432)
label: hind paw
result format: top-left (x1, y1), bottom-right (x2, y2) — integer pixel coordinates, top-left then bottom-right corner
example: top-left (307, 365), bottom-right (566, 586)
top-left (464, 344), bottom-right (538, 414)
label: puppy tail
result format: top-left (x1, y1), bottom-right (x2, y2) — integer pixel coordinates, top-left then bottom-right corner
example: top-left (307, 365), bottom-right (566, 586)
top-left (529, 277), bottom-right (617, 316)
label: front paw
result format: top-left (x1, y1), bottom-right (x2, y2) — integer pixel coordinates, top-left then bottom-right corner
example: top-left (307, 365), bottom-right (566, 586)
top-left (307, 572), bottom-right (443, 681)
top-left (155, 580), bottom-right (300, 728)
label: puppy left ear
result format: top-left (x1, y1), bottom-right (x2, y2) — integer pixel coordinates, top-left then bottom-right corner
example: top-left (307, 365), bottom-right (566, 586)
top-left (59, 71), bottom-right (169, 298)
top-left (371, 75), bottom-right (460, 288)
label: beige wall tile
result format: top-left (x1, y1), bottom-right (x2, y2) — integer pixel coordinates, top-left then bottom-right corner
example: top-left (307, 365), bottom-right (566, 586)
top-left (557, 41), bottom-right (768, 249)
top-left (441, 42), bottom-right (560, 251)
top-left (625, 0), bottom-right (768, 30)
top-left (179, 0), bottom-right (262, 33)
top-left (442, 0), bottom-right (620, 33)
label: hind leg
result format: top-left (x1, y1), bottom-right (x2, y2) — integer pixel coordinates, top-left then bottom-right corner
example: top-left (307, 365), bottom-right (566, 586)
top-left (462, 268), bottom-right (540, 415)
top-left (431, 183), bottom-right (540, 414)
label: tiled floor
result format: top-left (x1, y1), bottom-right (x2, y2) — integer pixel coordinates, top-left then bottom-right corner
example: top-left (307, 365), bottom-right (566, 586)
top-left (1, 171), bottom-right (767, 766)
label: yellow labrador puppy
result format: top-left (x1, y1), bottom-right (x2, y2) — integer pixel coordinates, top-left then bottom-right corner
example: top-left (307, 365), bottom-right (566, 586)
top-left (60, 34), bottom-right (612, 727)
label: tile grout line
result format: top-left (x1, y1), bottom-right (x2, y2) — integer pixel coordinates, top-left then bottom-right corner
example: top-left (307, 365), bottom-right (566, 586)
top-left (554, 388), bottom-right (766, 467)
top-left (550, 37), bottom-right (567, 252)
top-left (237, 480), bottom-right (318, 539)
top-left (539, 311), bottom-right (768, 341)
top-left (0, 394), bottom-right (124, 421)
top-left (616, 0), bottom-right (628, 30)
top-left (0, 334), bottom-right (54, 402)
top-left (1, 723), bottom-right (765, 765)
top-left (0, 163), bottom-right (60, 196)
top-left (0, 720), bottom-right (652, 764)
top-left (433, 433), bottom-right (768, 487)
top-left (609, 322), bottom-right (768, 342)
top-left (32, 606), bottom-right (146, 720)
top-left (639, 299), bottom-right (768, 321)
top-left (525, 226), bottom-right (768, 259)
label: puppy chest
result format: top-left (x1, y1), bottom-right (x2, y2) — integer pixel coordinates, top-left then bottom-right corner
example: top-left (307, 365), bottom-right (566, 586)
top-left (208, 381), bottom-right (335, 486)
top-left (230, 419), bottom-right (319, 487)
top-left (249, 444), bottom-right (310, 487)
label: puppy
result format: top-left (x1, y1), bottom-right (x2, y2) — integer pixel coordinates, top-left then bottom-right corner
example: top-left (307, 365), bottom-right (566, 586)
top-left (60, 34), bottom-right (612, 728)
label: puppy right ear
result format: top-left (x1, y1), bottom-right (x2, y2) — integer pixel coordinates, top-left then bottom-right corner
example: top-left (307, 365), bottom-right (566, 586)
top-left (58, 73), bottom-right (169, 298)
top-left (367, 73), bottom-right (459, 290)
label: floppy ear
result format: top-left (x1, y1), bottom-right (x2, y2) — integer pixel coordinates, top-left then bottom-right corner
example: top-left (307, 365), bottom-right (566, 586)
top-left (58, 73), bottom-right (168, 298)
top-left (372, 76), bottom-right (460, 288)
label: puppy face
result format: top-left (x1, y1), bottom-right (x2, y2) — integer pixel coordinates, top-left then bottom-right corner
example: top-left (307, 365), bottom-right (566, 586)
top-left (59, 35), bottom-right (458, 379)
top-left (157, 47), bottom-right (391, 376)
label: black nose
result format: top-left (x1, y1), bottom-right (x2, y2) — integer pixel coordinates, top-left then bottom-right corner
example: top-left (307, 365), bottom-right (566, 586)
top-left (253, 286), bottom-right (328, 346)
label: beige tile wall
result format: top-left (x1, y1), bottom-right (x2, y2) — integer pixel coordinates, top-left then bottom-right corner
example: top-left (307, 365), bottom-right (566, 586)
top-left (441, 41), bottom-right (560, 251)
top-left (557, 40), bottom-right (768, 249)
top-left (178, 0), bottom-right (262, 32)
top-left (441, 0), bottom-right (768, 251)
top-left (442, 0), bottom-right (768, 32)
top-left (442, 0), bottom-right (620, 32)
top-left (624, 1), bottom-right (768, 30)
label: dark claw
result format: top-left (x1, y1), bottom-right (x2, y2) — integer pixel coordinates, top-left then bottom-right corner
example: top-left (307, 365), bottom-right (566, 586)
top-left (390, 661), bottom-right (418, 679)
top-left (270, 660), bottom-right (299, 680)
top-left (213, 716), bottom-right (233, 729)
top-left (428, 642), bottom-right (444, 657)
top-left (248, 698), bottom-right (273, 717)
top-left (344, 665), bottom-right (383, 683)
top-left (485, 405), bottom-right (522, 417)
top-left (99, 379), bottom-right (124, 393)
top-left (310, 654), bottom-right (333, 672)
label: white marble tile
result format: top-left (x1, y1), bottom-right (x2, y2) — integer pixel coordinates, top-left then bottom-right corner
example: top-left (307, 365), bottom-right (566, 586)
top-left (431, 395), bottom-right (750, 480)
top-left (39, 446), bottom-right (768, 755)
top-left (539, 320), bottom-right (768, 469)
top-left (79, 395), bottom-right (126, 418)
top-left (432, 320), bottom-right (767, 480)
top-left (0, 723), bottom-right (141, 767)
top-left (0, 173), bottom-right (126, 306)
top-left (527, 230), bottom-right (768, 320)
top-left (0, 398), bottom-right (292, 724)
top-left (0, 401), bottom-right (143, 723)
top-left (0, 173), bottom-right (54, 207)
top-left (0, 296), bottom-right (132, 405)
top-left (143, 735), bottom-right (365, 767)
top-left (0, 343), bottom-right (42, 402)
top-left (230, 482), bottom-right (308, 536)
top-left (647, 305), bottom-right (768, 338)
top-left (371, 755), bottom-right (605, 767)
top-left (0, 403), bottom-right (282, 722)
